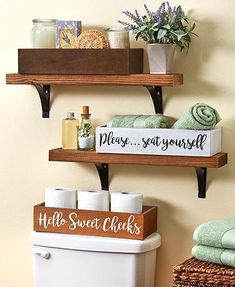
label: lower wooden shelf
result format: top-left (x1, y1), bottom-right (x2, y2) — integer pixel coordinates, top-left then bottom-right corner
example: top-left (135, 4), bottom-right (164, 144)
top-left (49, 148), bottom-right (228, 199)
top-left (49, 148), bottom-right (227, 168)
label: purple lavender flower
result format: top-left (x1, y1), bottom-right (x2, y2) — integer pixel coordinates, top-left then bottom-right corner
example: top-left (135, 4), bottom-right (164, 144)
top-left (118, 20), bottom-right (137, 31)
top-left (166, 2), bottom-right (172, 12)
top-left (144, 4), bottom-right (153, 19)
top-left (62, 32), bottom-right (71, 44)
top-left (152, 10), bottom-right (164, 24)
top-left (159, 2), bottom-right (166, 13)
top-left (122, 11), bottom-right (139, 23)
top-left (135, 9), bottom-right (141, 21)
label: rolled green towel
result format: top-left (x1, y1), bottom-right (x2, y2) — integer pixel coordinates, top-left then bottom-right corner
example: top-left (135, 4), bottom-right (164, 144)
top-left (192, 245), bottom-right (235, 268)
top-left (107, 115), bottom-right (140, 128)
top-left (172, 103), bottom-right (221, 130)
top-left (107, 114), bottom-right (176, 128)
top-left (133, 114), bottom-right (176, 128)
top-left (193, 218), bottom-right (235, 249)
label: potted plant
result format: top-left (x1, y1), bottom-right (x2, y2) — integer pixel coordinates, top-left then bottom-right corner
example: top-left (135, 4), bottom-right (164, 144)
top-left (119, 2), bottom-right (197, 74)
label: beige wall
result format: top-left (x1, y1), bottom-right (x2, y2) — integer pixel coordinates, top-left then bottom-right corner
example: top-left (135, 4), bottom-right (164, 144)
top-left (0, 0), bottom-right (235, 286)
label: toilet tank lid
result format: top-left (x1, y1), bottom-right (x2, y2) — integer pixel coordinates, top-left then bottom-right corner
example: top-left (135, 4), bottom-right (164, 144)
top-left (31, 231), bottom-right (161, 253)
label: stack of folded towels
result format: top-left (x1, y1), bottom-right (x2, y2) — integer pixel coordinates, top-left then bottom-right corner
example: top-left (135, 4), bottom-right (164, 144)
top-left (107, 103), bottom-right (221, 130)
top-left (192, 218), bottom-right (235, 268)
top-left (107, 114), bottom-right (176, 128)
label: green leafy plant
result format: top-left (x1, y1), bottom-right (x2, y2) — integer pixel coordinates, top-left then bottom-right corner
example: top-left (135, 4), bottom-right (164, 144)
top-left (80, 122), bottom-right (92, 137)
top-left (119, 2), bottom-right (197, 51)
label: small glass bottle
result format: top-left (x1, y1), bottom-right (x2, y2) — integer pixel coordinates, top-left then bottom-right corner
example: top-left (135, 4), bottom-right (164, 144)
top-left (78, 106), bottom-right (95, 151)
top-left (31, 19), bottom-right (56, 48)
top-left (107, 27), bottom-right (130, 48)
top-left (62, 112), bottom-right (79, 149)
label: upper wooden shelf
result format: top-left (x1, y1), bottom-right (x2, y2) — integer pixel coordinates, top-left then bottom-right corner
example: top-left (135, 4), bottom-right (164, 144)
top-left (6, 73), bottom-right (183, 86)
top-left (6, 73), bottom-right (183, 117)
top-left (49, 148), bottom-right (227, 169)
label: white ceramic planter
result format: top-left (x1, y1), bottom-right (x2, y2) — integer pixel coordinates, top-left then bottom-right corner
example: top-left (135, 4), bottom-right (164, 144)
top-left (146, 43), bottom-right (175, 74)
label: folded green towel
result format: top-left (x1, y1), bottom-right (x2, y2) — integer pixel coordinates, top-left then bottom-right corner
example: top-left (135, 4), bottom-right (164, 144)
top-left (107, 115), bottom-right (140, 128)
top-left (172, 103), bottom-right (221, 130)
top-left (107, 114), bottom-right (176, 128)
top-left (192, 245), bottom-right (235, 268)
top-left (193, 218), bottom-right (235, 249)
top-left (133, 114), bottom-right (176, 128)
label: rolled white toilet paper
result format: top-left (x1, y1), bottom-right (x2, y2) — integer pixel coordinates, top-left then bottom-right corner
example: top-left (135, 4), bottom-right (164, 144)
top-left (77, 190), bottom-right (109, 211)
top-left (45, 187), bottom-right (77, 208)
top-left (111, 192), bottom-right (143, 214)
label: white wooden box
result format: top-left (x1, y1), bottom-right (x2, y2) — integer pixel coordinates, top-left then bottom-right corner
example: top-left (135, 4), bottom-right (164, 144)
top-left (96, 126), bottom-right (222, 157)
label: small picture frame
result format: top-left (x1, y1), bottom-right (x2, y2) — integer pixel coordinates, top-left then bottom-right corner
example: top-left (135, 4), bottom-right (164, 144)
top-left (56, 20), bottom-right (82, 48)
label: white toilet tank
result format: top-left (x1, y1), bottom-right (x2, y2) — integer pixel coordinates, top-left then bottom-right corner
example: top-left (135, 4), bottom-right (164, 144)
top-left (31, 231), bottom-right (161, 287)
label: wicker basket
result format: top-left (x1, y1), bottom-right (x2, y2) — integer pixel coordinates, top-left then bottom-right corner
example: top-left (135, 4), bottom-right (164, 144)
top-left (173, 257), bottom-right (235, 287)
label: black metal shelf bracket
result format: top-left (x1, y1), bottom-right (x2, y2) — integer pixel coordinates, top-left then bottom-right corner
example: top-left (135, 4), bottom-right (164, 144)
top-left (94, 163), bottom-right (109, 191)
top-left (33, 84), bottom-right (162, 118)
top-left (195, 167), bottom-right (207, 199)
top-left (145, 86), bottom-right (163, 114)
top-left (93, 164), bottom-right (207, 197)
top-left (34, 84), bottom-right (51, 118)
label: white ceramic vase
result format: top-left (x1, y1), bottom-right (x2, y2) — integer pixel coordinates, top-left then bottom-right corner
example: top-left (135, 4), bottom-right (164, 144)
top-left (146, 43), bottom-right (175, 74)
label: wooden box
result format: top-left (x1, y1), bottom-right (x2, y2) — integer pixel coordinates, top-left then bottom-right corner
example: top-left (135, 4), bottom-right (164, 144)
top-left (18, 48), bottom-right (143, 75)
top-left (96, 126), bottom-right (222, 157)
top-left (33, 203), bottom-right (157, 240)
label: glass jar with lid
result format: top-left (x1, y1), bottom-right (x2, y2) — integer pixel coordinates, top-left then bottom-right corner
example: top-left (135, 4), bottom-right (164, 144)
top-left (32, 19), bottom-right (56, 48)
top-left (107, 27), bottom-right (130, 49)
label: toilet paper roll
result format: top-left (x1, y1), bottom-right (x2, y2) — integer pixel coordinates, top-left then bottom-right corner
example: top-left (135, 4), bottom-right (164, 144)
top-left (111, 192), bottom-right (143, 214)
top-left (45, 187), bottom-right (77, 208)
top-left (77, 190), bottom-right (109, 211)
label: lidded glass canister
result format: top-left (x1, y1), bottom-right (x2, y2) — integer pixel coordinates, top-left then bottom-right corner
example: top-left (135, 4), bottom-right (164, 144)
top-left (32, 19), bottom-right (56, 48)
top-left (107, 27), bottom-right (130, 48)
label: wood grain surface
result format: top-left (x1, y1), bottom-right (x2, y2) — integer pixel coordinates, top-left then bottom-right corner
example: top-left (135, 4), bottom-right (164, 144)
top-left (34, 203), bottom-right (157, 240)
top-left (18, 48), bottom-right (143, 75)
top-left (6, 73), bottom-right (183, 86)
top-left (49, 148), bottom-right (227, 168)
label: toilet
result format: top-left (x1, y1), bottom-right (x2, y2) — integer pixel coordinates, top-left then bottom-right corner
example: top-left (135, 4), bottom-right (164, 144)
top-left (31, 231), bottom-right (161, 287)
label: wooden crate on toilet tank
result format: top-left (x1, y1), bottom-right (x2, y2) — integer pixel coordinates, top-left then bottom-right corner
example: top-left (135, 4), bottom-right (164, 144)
top-left (34, 203), bottom-right (157, 240)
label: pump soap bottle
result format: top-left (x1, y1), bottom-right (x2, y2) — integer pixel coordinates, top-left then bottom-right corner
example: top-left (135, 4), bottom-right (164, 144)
top-left (78, 106), bottom-right (95, 151)
top-left (62, 112), bottom-right (79, 149)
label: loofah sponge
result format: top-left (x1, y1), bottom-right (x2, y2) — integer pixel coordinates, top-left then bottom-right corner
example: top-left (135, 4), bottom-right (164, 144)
top-left (76, 29), bottom-right (109, 49)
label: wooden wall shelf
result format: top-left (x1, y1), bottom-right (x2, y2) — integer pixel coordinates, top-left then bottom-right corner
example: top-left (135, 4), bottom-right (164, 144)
top-left (6, 73), bottom-right (183, 117)
top-left (6, 73), bottom-right (183, 86)
top-left (6, 71), bottom-right (227, 199)
top-left (49, 148), bottom-right (227, 168)
top-left (49, 148), bottom-right (228, 198)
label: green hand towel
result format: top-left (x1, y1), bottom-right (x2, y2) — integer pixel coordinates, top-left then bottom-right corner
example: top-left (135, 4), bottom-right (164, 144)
top-left (133, 114), bottom-right (176, 128)
top-left (193, 218), bottom-right (235, 249)
top-left (192, 245), bottom-right (235, 268)
top-left (172, 103), bottom-right (221, 130)
top-left (107, 115), bottom-right (140, 128)
top-left (107, 114), bottom-right (176, 128)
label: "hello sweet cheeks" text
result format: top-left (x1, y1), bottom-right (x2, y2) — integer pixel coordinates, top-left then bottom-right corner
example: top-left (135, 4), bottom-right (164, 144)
top-left (37, 211), bottom-right (141, 235)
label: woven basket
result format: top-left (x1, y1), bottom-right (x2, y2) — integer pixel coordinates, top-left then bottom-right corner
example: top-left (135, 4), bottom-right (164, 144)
top-left (173, 257), bottom-right (235, 287)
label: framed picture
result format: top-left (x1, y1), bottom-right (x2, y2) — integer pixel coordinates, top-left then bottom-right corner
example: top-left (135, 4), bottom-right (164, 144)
top-left (56, 20), bottom-right (81, 48)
